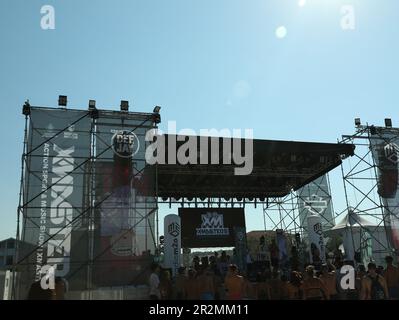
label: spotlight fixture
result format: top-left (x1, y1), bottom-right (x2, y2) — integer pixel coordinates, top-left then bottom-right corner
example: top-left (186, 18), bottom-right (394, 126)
top-left (88, 100), bottom-right (96, 110)
top-left (120, 100), bottom-right (129, 112)
top-left (58, 95), bottom-right (67, 107)
top-left (22, 100), bottom-right (31, 116)
top-left (354, 118), bottom-right (361, 127)
top-left (152, 105), bottom-right (161, 124)
top-left (385, 118), bottom-right (392, 128)
top-left (88, 100), bottom-right (98, 119)
top-left (370, 125), bottom-right (377, 135)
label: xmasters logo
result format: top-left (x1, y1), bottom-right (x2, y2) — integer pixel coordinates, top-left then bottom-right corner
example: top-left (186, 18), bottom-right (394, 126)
top-left (168, 222), bottom-right (180, 238)
top-left (111, 130), bottom-right (140, 158)
top-left (36, 142), bottom-right (74, 281)
top-left (384, 142), bottom-right (399, 164)
top-left (196, 212), bottom-right (229, 236)
top-left (313, 222), bottom-right (323, 235)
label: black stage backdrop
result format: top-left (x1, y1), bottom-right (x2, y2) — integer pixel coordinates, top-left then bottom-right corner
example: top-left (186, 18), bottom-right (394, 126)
top-left (179, 208), bottom-right (245, 248)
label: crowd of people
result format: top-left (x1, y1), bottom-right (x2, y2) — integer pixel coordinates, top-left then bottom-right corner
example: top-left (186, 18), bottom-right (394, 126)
top-left (24, 249), bottom-right (399, 300)
top-left (149, 253), bottom-right (399, 300)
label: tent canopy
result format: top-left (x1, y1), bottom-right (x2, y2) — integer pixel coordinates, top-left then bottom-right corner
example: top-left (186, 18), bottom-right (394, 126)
top-left (330, 210), bottom-right (376, 231)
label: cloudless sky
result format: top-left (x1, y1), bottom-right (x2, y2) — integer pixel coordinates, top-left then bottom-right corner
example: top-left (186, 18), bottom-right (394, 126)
top-left (0, 0), bottom-right (398, 239)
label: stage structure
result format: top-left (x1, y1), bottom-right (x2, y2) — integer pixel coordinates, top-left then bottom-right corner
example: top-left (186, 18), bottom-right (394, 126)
top-left (338, 119), bottom-right (399, 263)
top-left (155, 137), bottom-right (354, 268)
top-left (260, 174), bottom-right (335, 268)
top-left (14, 101), bottom-right (160, 299)
top-left (261, 174), bottom-right (335, 237)
top-left (261, 120), bottom-right (399, 266)
top-left (14, 98), bottom-right (355, 300)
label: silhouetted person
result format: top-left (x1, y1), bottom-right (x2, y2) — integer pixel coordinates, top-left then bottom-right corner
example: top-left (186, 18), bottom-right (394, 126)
top-left (224, 264), bottom-right (244, 300)
top-left (159, 270), bottom-right (173, 300)
top-left (384, 256), bottom-right (399, 299)
top-left (269, 239), bottom-right (279, 270)
top-left (149, 263), bottom-right (161, 300)
top-left (26, 281), bottom-right (53, 300)
top-left (53, 277), bottom-right (66, 300)
top-left (361, 262), bottom-right (389, 300)
top-left (302, 265), bottom-right (329, 300)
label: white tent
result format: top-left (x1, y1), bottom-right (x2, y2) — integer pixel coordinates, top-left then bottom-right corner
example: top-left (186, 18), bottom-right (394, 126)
top-left (326, 210), bottom-right (391, 266)
top-left (330, 210), bottom-right (375, 230)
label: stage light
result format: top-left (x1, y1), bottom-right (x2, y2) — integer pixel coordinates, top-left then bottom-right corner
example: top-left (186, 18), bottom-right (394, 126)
top-left (58, 95), bottom-right (67, 107)
top-left (22, 100), bottom-right (31, 116)
top-left (88, 100), bottom-right (98, 119)
top-left (120, 100), bottom-right (129, 112)
top-left (370, 125), bottom-right (377, 135)
top-left (152, 105), bottom-right (161, 124)
top-left (385, 118), bottom-right (392, 128)
top-left (354, 118), bottom-right (361, 127)
top-left (88, 100), bottom-right (96, 110)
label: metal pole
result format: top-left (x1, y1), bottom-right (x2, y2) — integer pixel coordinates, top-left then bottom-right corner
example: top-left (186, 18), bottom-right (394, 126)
top-left (340, 153), bottom-right (357, 265)
top-left (87, 116), bottom-right (96, 298)
top-left (12, 114), bottom-right (29, 300)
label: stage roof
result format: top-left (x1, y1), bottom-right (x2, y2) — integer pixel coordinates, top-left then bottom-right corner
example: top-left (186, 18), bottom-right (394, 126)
top-left (154, 135), bottom-right (355, 199)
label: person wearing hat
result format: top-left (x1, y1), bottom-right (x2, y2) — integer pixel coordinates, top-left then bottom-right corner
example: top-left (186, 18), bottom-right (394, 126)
top-left (174, 266), bottom-right (187, 300)
top-left (302, 265), bottom-right (329, 300)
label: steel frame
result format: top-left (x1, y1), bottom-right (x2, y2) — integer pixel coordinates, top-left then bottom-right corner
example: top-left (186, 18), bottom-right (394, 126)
top-left (13, 106), bottom-right (159, 299)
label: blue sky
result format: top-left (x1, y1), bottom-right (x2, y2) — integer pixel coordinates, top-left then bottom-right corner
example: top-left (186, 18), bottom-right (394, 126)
top-left (0, 0), bottom-right (398, 239)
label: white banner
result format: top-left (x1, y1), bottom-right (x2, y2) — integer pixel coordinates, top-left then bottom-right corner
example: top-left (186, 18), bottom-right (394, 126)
top-left (298, 175), bottom-right (335, 236)
top-left (307, 214), bottom-right (326, 264)
top-left (342, 230), bottom-right (355, 261)
top-left (163, 214), bottom-right (181, 277)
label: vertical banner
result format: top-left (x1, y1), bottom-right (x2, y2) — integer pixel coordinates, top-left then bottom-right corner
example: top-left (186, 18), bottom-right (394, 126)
top-left (369, 129), bottom-right (399, 254)
top-left (361, 230), bottom-right (373, 266)
top-left (233, 227), bottom-right (247, 273)
top-left (21, 108), bottom-right (91, 295)
top-left (342, 230), bottom-right (355, 261)
top-left (93, 113), bottom-right (156, 286)
top-left (276, 230), bottom-right (288, 266)
top-left (163, 214), bottom-right (181, 277)
top-left (297, 174), bottom-right (335, 238)
top-left (307, 214), bottom-right (326, 264)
